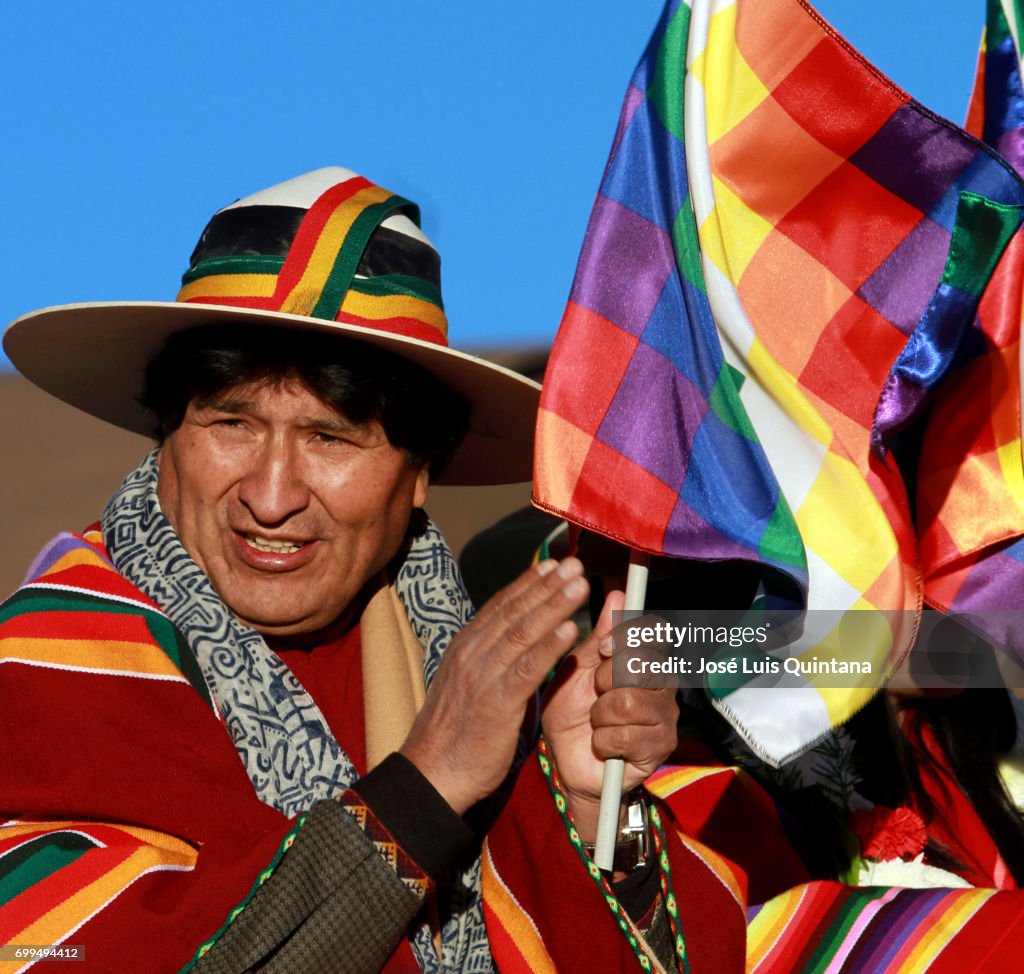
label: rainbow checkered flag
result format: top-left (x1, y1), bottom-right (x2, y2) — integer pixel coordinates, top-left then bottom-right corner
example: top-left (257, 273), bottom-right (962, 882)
top-left (533, 0), bottom-right (1024, 763)
top-left (912, 1), bottom-right (1024, 660)
top-left (966, 0), bottom-right (1024, 170)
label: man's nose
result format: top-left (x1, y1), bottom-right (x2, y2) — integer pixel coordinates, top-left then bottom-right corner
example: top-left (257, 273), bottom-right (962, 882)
top-left (236, 438), bottom-right (311, 524)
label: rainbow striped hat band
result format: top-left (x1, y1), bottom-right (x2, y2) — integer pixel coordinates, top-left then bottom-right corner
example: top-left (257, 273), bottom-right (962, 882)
top-left (179, 168), bottom-right (449, 345)
top-left (3, 168), bottom-right (540, 485)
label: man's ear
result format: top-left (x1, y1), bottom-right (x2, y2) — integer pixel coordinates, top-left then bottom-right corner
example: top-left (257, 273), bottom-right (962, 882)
top-left (413, 466), bottom-right (429, 509)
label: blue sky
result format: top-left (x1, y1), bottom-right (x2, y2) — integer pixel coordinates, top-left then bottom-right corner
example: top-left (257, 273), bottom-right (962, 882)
top-left (0, 1), bottom-right (987, 370)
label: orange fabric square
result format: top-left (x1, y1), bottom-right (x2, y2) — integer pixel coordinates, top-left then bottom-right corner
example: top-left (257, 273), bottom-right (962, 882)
top-left (775, 163), bottom-right (923, 291)
top-left (570, 439), bottom-right (679, 553)
top-left (734, 0), bottom-right (822, 91)
top-left (800, 385), bottom-right (871, 470)
top-left (710, 95), bottom-right (843, 226)
top-left (738, 231), bottom-right (852, 376)
top-left (771, 34), bottom-right (907, 158)
top-left (862, 551), bottom-right (915, 615)
top-left (919, 449), bottom-right (1010, 557)
top-left (799, 295), bottom-right (908, 428)
top-left (534, 409), bottom-right (596, 516)
top-left (540, 303), bottom-right (638, 437)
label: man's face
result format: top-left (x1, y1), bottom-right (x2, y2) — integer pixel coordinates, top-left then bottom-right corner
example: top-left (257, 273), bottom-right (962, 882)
top-left (156, 377), bottom-right (429, 638)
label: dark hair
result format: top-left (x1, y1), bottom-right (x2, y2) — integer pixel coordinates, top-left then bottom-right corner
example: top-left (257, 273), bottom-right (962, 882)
top-left (784, 683), bottom-right (1024, 885)
top-left (865, 688), bottom-right (1024, 884)
top-left (676, 657), bottom-right (1024, 884)
top-left (140, 324), bottom-right (470, 478)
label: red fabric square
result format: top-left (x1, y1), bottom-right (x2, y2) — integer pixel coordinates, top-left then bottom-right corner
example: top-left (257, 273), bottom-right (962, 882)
top-left (540, 302), bottom-right (639, 437)
top-left (798, 295), bottom-right (907, 426)
top-left (976, 230), bottom-right (1024, 352)
top-left (771, 35), bottom-right (907, 158)
top-left (775, 162), bottom-right (923, 290)
top-left (569, 438), bottom-right (678, 553)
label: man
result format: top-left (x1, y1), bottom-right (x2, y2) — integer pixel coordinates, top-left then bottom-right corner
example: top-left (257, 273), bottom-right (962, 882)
top-left (0, 169), bottom-right (745, 972)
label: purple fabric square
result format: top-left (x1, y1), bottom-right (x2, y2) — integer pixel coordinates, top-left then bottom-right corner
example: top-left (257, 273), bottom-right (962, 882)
top-left (953, 550), bottom-right (1024, 613)
top-left (851, 103), bottom-right (978, 215)
top-left (664, 495), bottom-right (763, 561)
top-left (571, 196), bottom-right (675, 338)
top-left (858, 216), bottom-right (950, 335)
top-left (949, 549), bottom-right (1024, 661)
top-left (596, 341), bottom-right (707, 486)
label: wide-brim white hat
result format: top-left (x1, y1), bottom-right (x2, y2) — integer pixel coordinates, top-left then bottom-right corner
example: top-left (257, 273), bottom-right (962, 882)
top-left (3, 168), bottom-right (541, 486)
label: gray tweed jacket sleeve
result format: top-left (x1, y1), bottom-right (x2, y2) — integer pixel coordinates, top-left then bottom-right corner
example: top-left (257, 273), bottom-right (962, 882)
top-left (190, 753), bottom-right (478, 973)
top-left (189, 755), bottom-right (666, 973)
top-left (192, 798), bottom-right (423, 974)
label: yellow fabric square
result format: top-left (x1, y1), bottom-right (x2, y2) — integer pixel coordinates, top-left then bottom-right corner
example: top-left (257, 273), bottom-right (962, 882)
top-left (699, 177), bottom-right (773, 283)
top-left (793, 602), bottom-right (896, 723)
top-left (746, 337), bottom-right (832, 448)
top-left (796, 450), bottom-right (899, 594)
top-left (816, 684), bottom-right (882, 726)
top-left (690, 2), bottom-right (771, 144)
top-left (996, 437), bottom-right (1024, 510)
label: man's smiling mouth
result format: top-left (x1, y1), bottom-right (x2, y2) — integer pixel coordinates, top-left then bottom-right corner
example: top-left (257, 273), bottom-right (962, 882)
top-left (244, 534), bottom-right (305, 554)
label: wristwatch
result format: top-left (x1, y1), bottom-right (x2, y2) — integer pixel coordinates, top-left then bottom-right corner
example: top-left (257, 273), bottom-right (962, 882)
top-left (583, 791), bottom-right (651, 873)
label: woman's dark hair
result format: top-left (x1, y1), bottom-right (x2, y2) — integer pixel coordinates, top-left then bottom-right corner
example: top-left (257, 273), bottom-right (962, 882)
top-left (140, 324), bottom-right (470, 478)
top-left (679, 665), bottom-right (1024, 884)
top-left (857, 687), bottom-right (1024, 884)
top-left (796, 682), bottom-right (1024, 885)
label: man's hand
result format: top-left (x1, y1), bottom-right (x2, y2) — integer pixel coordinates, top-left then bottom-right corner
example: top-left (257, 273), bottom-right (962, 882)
top-left (400, 558), bottom-right (589, 815)
top-left (541, 592), bottom-right (679, 843)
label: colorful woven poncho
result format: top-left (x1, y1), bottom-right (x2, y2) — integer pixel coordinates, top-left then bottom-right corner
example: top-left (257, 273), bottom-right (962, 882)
top-left (484, 746), bottom-right (1024, 973)
top-left (4, 534), bottom-right (1024, 971)
top-left (0, 531), bottom-right (297, 971)
top-left (0, 529), bottom-right (761, 973)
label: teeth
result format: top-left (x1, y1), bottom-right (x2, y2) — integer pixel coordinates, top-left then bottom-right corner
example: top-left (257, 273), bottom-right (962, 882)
top-left (246, 535), bottom-right (302, 554)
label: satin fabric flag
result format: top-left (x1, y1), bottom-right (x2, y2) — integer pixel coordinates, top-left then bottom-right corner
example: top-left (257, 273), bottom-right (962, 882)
top-left (533, 0), bottom-right (1024, 763)
top-left (966, 0), bottom-right (1024, 173)
top-left (912, 0), bottom-right (1024, 666)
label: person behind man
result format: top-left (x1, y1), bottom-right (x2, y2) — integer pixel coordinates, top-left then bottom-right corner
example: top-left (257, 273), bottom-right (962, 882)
top-left (0, 169), bottom-right (741, 972)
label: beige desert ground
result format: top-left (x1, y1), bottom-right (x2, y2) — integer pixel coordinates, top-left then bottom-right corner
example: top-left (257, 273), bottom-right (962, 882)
top-left (0, 357), bottom-right (545, 600)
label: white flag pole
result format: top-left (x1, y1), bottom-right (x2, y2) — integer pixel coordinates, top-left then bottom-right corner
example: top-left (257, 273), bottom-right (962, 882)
top-left (592, 549), bottom-right (650, 871)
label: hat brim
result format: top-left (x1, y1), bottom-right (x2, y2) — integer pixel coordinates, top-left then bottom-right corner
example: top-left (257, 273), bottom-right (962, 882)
top-left (3, 301), bottom-right (541, 486)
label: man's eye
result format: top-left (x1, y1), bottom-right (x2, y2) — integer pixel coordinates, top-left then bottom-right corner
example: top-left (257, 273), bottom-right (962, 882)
top-left (208, 417), bottom-right (249, 432)
top-left (313, 431), bottom-right (342, 444)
